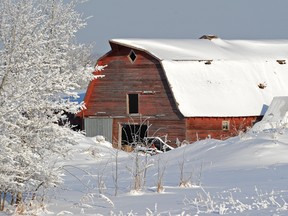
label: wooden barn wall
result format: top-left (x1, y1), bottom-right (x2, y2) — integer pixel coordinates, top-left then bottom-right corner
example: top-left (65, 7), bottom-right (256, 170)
top-left (83, 44), bottom-right (186, 145)
top-left (185, 116), bottom-right (261, 142)
top-left (111, 117), bottom-right (186, 148)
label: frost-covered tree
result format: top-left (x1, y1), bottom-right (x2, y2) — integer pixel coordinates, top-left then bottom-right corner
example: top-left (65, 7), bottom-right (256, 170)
top-left (0, 0), bottom-right (96, 210)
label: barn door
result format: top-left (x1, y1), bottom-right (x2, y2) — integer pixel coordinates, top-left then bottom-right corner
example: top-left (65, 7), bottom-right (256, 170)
top-left (84, 118), bottom-right (113, 142)
top-left (121, 123), bottom-right (148, 146)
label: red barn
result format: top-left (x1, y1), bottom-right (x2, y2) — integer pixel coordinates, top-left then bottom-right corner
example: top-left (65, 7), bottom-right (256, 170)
top-left (80, 37), bottom-right (288, 148)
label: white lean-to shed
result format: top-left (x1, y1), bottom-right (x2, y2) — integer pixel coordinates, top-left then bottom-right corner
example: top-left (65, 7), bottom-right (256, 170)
top-left (252, 96), bottom-right (288, 131)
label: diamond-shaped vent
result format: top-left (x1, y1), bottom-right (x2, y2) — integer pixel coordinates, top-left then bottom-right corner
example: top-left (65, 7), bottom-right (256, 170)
top-left (128, 50), bottom-right (137, 63)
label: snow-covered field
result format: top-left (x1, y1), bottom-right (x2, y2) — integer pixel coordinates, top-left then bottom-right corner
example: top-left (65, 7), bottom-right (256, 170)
top-left (36, 124), bottom-right (288, 216)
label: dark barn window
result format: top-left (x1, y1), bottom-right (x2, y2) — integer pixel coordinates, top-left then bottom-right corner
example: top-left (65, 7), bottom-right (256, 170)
top-left (121, 124), bottom-right (147, 145)
top-left (128, 50), bottom-right (137, 63)
top-left (128, 94), bottom-right (139, 114)
top-left (222, 120), bottom-right (230, 131)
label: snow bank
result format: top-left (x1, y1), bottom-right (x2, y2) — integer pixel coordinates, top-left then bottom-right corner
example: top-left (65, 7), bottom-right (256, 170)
top-left (44, 129), bottom-right (288, 215)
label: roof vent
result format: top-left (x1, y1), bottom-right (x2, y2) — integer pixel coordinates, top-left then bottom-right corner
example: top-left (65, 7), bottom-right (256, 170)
top-left (199, 35), bottom-right (219, 40)
top-left (276, 60), bottom-right (286, 65)
top-left (258, 82), bottom-right (267, 89)
top-left (205, 60), bottom-right (213, 65)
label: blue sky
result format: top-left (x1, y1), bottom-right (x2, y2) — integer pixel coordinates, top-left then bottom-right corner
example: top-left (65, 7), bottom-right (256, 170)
top-left (75, 0), bottom-right (288, 55)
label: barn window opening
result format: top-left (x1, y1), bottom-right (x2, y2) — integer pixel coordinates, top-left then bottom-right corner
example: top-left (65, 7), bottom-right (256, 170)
top-left (121, 124), bottom-right (148, 146)
top-left (127, 94), bottom-right (139, 114)
top-left (128, 50), bottom-right (137, 63)
top-left (222, 121), bottom-right (230, 131)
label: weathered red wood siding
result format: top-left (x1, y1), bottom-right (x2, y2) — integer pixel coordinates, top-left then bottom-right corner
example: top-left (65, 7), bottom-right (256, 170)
top-left (82, 43), bottom-right (186, 145)
top-left (111, 117), bottom-right (187, 148)
top-left (185, 116), bottom-right (261, 142)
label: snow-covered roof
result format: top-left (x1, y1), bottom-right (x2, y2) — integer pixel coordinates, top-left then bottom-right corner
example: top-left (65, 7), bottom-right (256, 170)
top-left (110, 38), bottom-right (288, 117)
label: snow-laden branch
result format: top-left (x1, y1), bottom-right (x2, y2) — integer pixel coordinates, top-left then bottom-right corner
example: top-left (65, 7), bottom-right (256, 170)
top-left (0, 0), bottom-right (102, 211)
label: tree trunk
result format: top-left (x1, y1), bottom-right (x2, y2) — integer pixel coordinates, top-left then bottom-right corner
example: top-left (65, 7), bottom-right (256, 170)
top-left (10, 192), bottom-right (15, 206)
top-left (0, 192), bottom-right (2, 211)
top-left (1, 192), bottom-right (6, 211)
top-left (16, 192), bottom-right (22, 205)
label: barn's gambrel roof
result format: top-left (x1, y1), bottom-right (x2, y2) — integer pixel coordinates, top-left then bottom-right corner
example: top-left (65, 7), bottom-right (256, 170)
top-left (110, 38), bottom-right (288, 117)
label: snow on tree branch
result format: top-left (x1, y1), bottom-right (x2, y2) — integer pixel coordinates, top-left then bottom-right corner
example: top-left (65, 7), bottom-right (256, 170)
top-left (0, 0), bottom-right (102, 211)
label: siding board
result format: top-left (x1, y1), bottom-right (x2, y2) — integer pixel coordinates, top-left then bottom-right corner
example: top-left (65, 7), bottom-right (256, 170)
top-left (84, 118), bottom-right (113, 142)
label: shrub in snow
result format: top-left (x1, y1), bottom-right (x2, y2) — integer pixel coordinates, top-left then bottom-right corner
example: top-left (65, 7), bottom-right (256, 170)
top-left (127, 151), bottom-right (154, 192)
top-left (178, 146), bottom-right (196, 188)
top-left (183, 186), bottom-right (288, 215)
top-left (0, 0), bottom-right (98, 212)
top-left (156, 157), bottom-right (166, 193)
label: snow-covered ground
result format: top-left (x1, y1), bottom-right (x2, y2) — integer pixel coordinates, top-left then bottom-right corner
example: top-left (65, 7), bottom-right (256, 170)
top-left (36, 123), bottom-right (288, 216)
